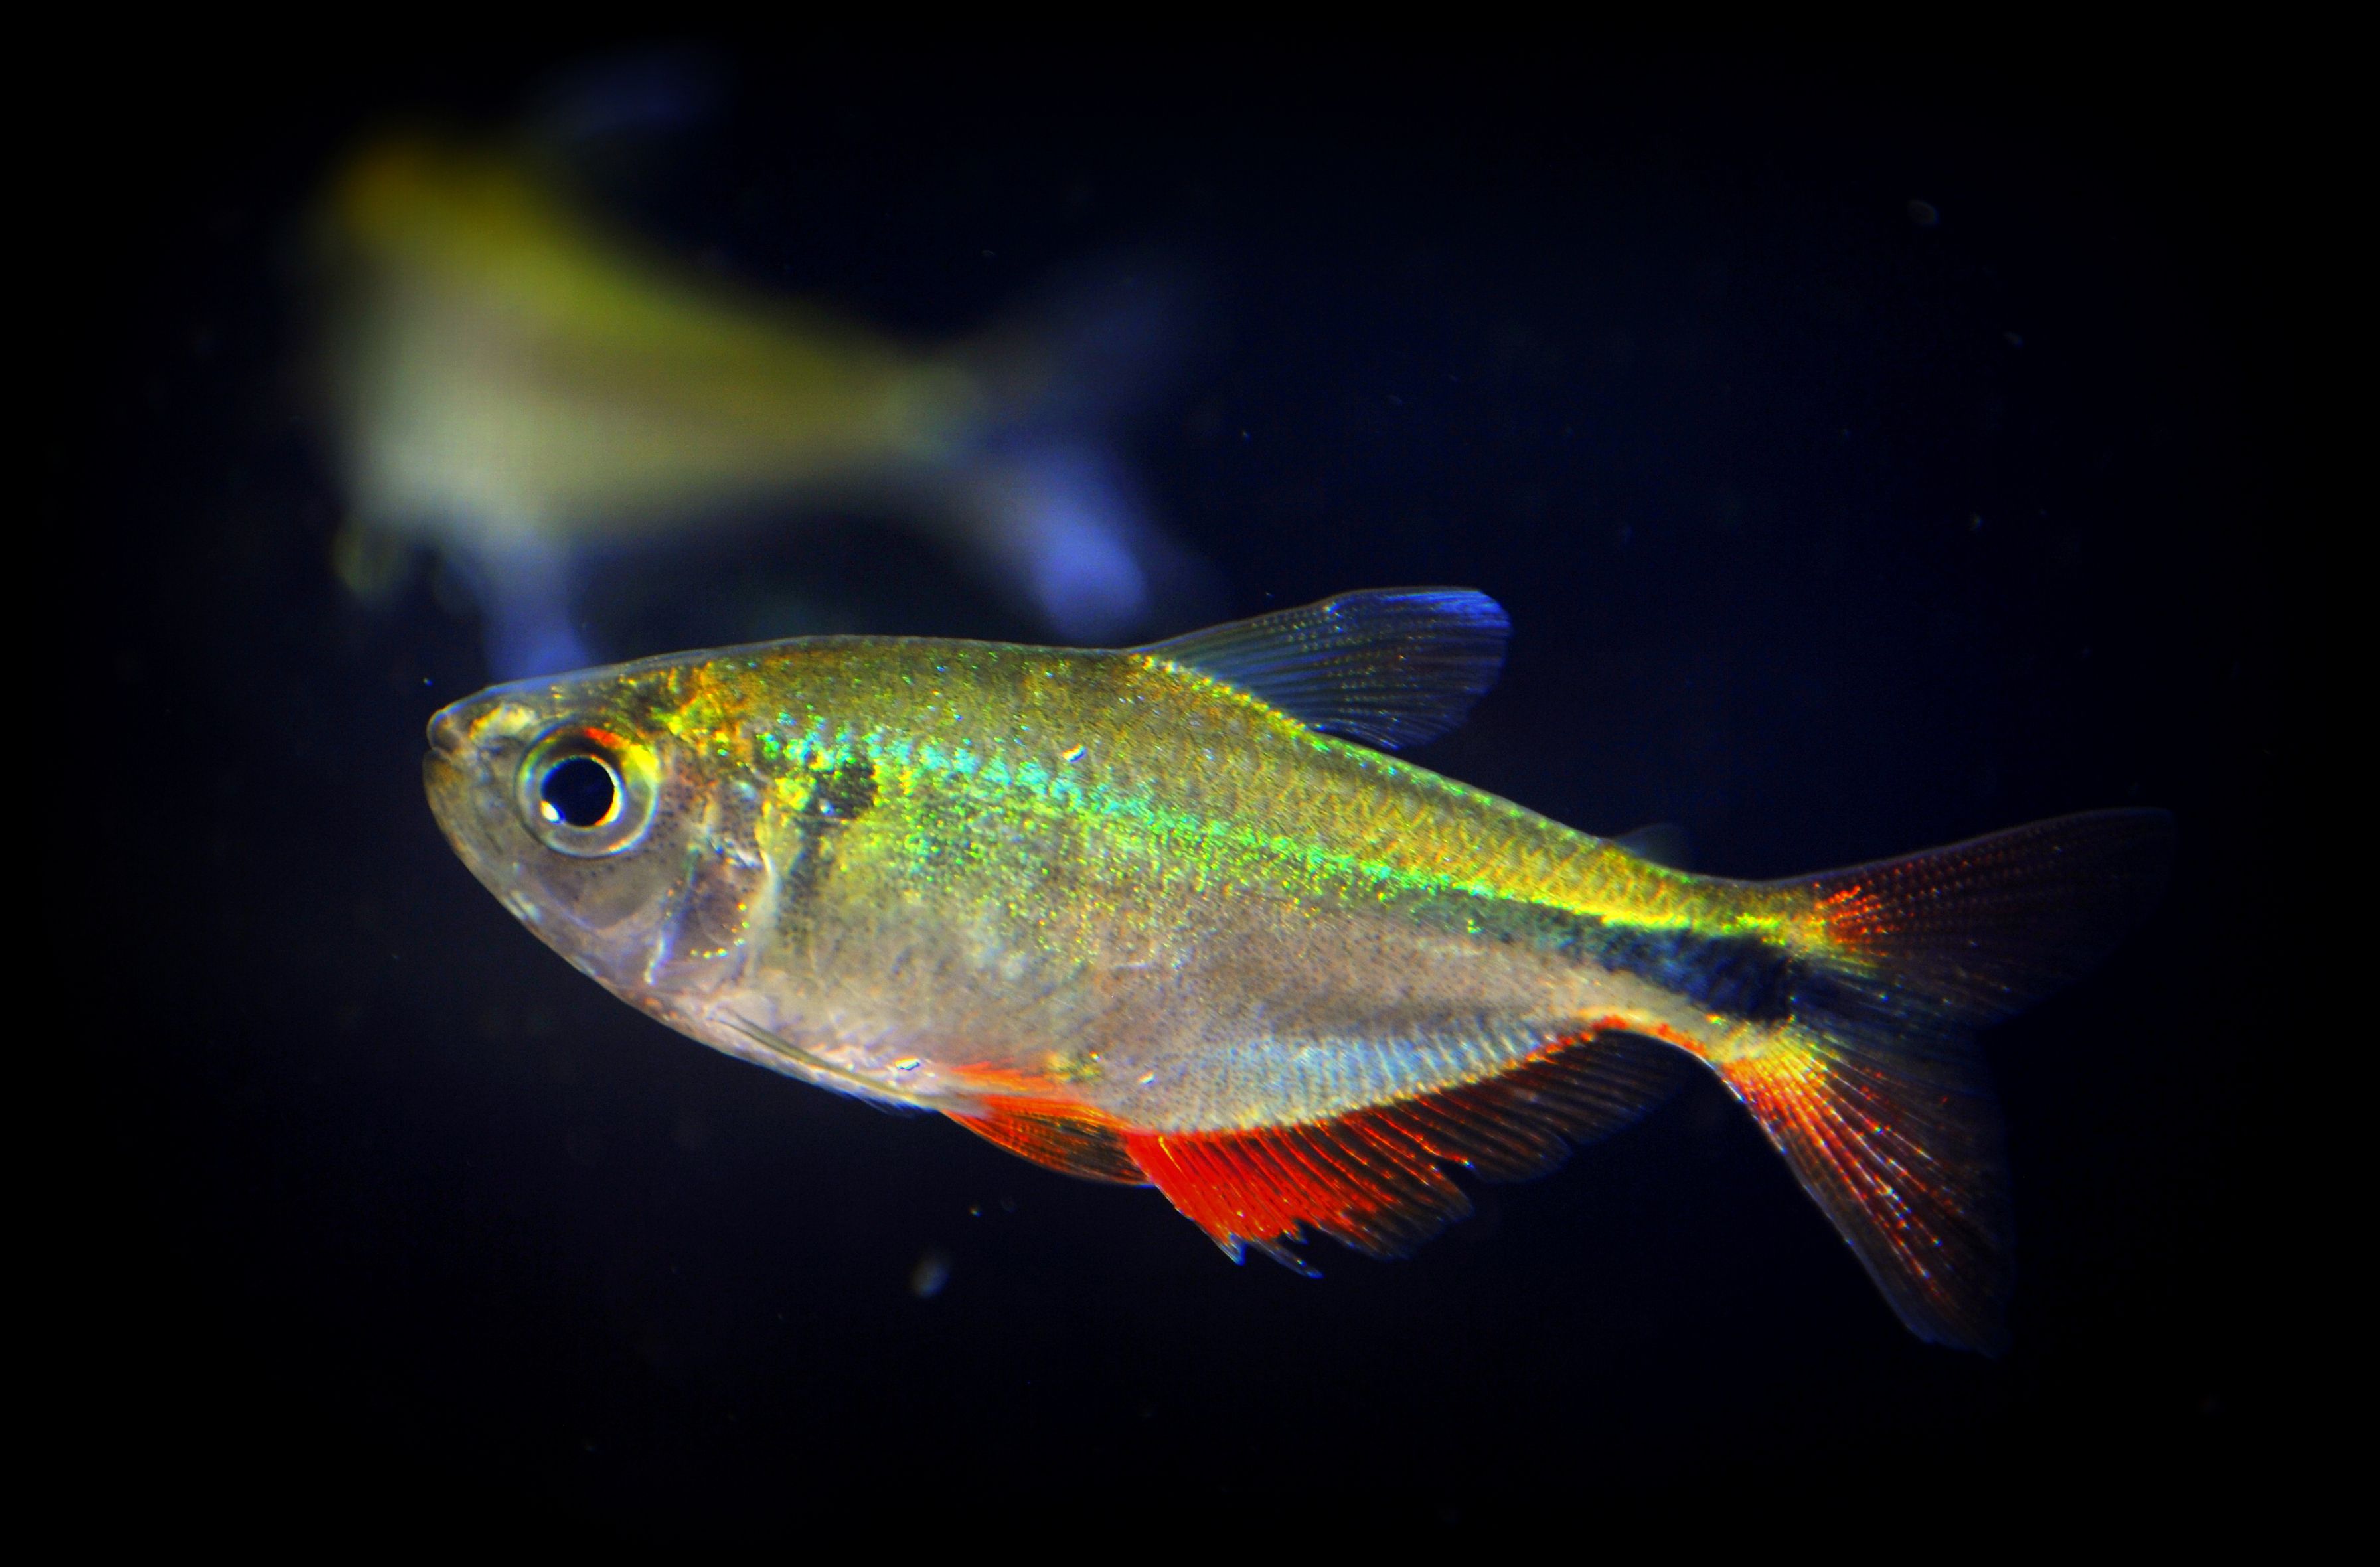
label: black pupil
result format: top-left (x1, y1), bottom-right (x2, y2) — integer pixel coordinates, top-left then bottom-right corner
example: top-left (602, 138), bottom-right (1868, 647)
top-left (541, 756), bottom-right (617, 828)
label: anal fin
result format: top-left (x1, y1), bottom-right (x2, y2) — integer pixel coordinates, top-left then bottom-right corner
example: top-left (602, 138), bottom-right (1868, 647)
top-left (947, 1096), bottom-right (1147, 1185)
top-left (1123, 1029), bottom-right (1682, 1266)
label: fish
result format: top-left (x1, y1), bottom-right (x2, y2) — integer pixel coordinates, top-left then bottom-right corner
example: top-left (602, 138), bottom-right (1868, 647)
top-left (317, 131), bottom-right (1200, 676)
top-left (423, 588), bottom-right (2172, 1351)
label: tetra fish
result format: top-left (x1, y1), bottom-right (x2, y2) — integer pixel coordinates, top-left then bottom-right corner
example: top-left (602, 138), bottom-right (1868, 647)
top-left (320, 132), bottom-right (1198, 675)
top-left (424, 589), bottom-right (2171, 1351)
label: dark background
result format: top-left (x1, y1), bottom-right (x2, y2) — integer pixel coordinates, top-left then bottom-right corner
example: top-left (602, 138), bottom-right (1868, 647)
top-left (62, 44), bottom-right (2284, 1537)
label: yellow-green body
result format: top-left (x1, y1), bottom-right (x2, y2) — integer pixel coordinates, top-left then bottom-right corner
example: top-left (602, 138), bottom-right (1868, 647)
top-left (429, 636), bottom-right (1795, 1132)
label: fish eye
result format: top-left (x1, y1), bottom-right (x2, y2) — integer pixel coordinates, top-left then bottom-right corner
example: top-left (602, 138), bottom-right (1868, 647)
top-left (539, 755), bottom-right (617, 828)
top-left (516, 725), bottom-right (657, 857)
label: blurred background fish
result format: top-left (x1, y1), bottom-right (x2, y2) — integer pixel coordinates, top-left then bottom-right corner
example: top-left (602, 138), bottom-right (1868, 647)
top-left (316, 117), bottom-right (1207, 676)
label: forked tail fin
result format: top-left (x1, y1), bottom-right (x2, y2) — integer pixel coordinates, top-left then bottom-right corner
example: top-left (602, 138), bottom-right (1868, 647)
top-left (1717, 809), bottom-right (2174, 1353)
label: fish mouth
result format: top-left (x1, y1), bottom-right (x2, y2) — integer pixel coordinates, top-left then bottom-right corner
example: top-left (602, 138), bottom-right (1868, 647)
top-left (422, 692), bottom-right (564, 891)
top-left (422, 746), bottom-right (477, 856)
top-left (427, 705), bottom-right (469, 758)
top-left (422, 702), bottom-right (503, 871)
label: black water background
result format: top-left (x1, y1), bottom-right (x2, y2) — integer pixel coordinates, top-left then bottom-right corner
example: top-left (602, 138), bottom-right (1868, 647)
top-left (62, 47), bottom-right (2286, 1536)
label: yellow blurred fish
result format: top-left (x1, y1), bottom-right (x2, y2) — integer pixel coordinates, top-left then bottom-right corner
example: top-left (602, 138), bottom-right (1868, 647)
top-left (319, 133), bottom-right (1195, 674)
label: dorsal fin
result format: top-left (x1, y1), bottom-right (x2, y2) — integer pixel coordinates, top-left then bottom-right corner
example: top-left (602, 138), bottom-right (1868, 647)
top-left (1613, 823), bottom-right (1694, 870)
top-left (1138, 588), bottom-right (1510, 749)
top-left (947, 1096), bottom-right (1145, 1185)
top-left (1119, 1027), bottom-right (1684, 1270)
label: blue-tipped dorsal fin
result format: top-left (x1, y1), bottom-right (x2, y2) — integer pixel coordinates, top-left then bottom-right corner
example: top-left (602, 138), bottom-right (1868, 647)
top-left (1137, 588), bottom-right (1510, 749)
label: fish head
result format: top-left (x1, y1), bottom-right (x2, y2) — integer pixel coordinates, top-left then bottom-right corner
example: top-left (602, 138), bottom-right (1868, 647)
top-left (424, 664), bottom-right (765, 1001)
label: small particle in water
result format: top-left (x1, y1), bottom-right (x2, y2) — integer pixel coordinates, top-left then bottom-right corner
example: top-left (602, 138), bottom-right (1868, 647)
top-left (910, 1248), bottom-right (952, 1299)
top-left (1907, 198), bottom-right (1941, 226)
top-left (1969, 514), bottom-right (1986, 532)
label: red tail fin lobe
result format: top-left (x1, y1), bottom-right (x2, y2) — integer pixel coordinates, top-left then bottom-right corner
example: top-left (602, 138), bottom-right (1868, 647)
top-left (1718, 1035), bottom-right (2012, 1353)
top-left (1719, 808), bottom-right (2174, 1352)
top-left (1121, 1029), bottom-right (1682, 1269)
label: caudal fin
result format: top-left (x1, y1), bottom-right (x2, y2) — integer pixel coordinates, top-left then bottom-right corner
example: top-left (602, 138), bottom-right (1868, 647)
top-left (1718, 809), bottom-right (2174, 1353)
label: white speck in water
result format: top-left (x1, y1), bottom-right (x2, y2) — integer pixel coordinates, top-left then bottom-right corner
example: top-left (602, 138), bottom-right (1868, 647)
top-left (910, 1249), bottom-right (952, 1300)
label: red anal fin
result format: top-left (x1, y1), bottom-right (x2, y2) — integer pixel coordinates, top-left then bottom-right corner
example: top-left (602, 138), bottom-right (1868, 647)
top-left (948, 1097), bottom-right (1146, 1185)
top-left (1123, 1027), bottom-right (1683, 1267)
